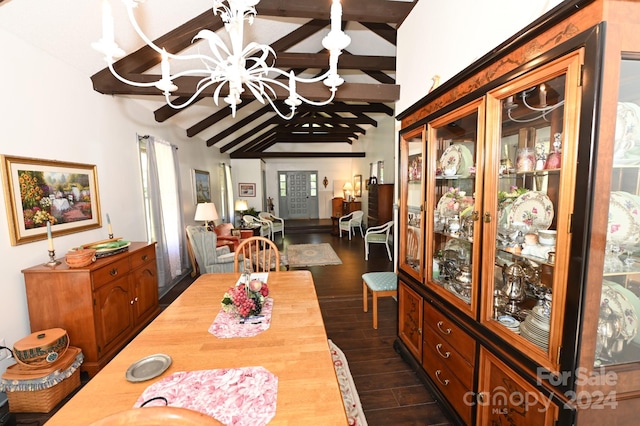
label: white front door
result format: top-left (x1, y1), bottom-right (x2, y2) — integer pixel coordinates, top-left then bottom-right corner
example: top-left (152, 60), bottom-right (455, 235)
top-left (278, 171), bottom-right (319, 219)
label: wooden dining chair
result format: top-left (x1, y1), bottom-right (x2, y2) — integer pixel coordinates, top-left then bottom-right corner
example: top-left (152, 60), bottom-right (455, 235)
top-left (88, 406), bottom-right (222, 426)
top-left (234, 236), bottom-right (281, 272)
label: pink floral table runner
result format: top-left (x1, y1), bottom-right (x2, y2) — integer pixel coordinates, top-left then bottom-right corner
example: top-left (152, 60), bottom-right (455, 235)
top-left (134, 366), bottom-right (278, 426)
top-left (209, 298), bottom-right (273, 338)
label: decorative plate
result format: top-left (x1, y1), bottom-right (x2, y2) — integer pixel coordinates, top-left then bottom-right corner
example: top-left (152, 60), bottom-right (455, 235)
top-left (603, 280), bottom-right (640, 345)
top-left (607, 194), bottom-right (639, 244)
top-left (612, 191), bottom-right (640, 234)
top-left (614, 102), bottom-right (640, 161)
top-left (601, 285), bottom-right (639, 343)
top-left (126, 353), bottom-right (172, 383)
top-left (506, 191), bottom-right (554, 230)
top-left (439, 144), bottom-right (462, 174)
top-left (456, 143), bottom-right (474, 177)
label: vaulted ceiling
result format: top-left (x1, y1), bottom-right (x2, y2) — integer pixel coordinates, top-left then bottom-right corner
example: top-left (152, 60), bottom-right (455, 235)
top-left (90, 0), bottom-right (416, 158)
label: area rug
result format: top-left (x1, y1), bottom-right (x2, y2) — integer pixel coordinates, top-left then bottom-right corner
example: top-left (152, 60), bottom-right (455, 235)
top-left (286, 243), bottom-right (342, 267)
top-left (329, 339), bottom-right (368, 426)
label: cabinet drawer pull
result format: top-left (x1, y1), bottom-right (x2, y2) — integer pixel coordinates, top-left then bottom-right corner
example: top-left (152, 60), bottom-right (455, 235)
top-left (110, 268), bottom-right (118, 276)
top-left (141, 254), bottom-right (148, 261)
top-left (435, 370), bottom-right (449, 386)
top-left (436, 321), bottom-right (451, 335)
top-left (436, 343), bottom-right (450, 359)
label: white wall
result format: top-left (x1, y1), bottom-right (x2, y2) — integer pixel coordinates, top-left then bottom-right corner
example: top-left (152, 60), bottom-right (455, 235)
top-left (396, 0), bottom-right (565, 115)
top-left (0, 27), bottom-right (228, 374)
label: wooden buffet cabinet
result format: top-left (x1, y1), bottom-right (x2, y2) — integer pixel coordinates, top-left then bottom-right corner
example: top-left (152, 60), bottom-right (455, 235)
top-left (22, 242), bottom-right (159, 377)
top-left (396, 1), bottom-right (640, 424)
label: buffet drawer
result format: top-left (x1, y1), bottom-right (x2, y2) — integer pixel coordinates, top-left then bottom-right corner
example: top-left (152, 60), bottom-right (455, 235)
top-left (423, 322), bottom-right (474, 389)
top-left (424, 305), bottom-right (476, 365)
top-left (92, 258), bottom-right (130, 290)
top-left (130, 244), bottom-right (156, 269)
top-left (424, 339), bottom-right (473, 425)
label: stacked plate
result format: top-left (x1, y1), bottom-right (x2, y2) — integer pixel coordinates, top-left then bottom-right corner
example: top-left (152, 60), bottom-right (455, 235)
top-left (521, 305), bottom-right (550, 351)
top-left (497, 315), bottom-right (520, 334)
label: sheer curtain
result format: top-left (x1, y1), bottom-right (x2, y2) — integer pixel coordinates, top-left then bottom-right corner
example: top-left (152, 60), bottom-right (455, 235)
top-left (221, 163), bottom-right (235, 225)
top-left (139, 135), bottom-right (189, 296)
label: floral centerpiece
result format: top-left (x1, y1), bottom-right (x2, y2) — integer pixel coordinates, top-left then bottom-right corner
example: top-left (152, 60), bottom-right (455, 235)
top-left (439, 187), bottom-right (474, 218)
top-left (498, 186), bottom-right (529, 211)
top-left (221, 280), bottom-right (269, 318)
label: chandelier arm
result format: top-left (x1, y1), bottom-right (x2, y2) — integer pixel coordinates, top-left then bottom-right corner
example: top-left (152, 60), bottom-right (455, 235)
top-left (163, 79), bottom-right (219, 109)
top-left (521, 96), bottom-right (565, 112)
top-left (107, 61), bottom-right (160, 88)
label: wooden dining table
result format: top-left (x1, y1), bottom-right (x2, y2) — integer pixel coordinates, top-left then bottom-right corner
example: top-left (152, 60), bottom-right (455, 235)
top-left (45, 271), bottom-right (348, 425)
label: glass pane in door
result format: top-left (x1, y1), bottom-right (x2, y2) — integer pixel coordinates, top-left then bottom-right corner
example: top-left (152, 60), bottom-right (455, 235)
top-left (596, 58), bottom-right (640, 367)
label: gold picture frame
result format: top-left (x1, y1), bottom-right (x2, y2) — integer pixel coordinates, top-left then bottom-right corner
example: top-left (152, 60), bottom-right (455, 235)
top-left (1, 155), bottom-right (101, 245)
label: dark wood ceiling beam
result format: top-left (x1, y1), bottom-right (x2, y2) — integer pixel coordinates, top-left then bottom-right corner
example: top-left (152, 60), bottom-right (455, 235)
top-left (230, 151), bottom-right (366, 159)
top-left (274, 134), bottom-right (355, 143)
top-left (255, 0), bottom-right (413, 24)
top-left (95, 75), bottom-right (400, 103)
top-left (287, 127), bottom-right (361, 135)
top-left (218, 117), bottom-right (281, 151)
top-left (237, 133), bottom-right (278, 153)
top-left (204, 104), bottom-right (274, 144)
top-left (270, 19), bottom-right (329, 51)
top-left (154, 96), bottom-right (204, 122)
top-left (320, 102), bottom-right (394, 115)
top-left (360, 22), bottom-right (397, 45)
top-left (274, 52), bottom-right (395, 71)
top-left (364, 69), bottom-right (395, 84)
top-left (184, 101), bottom-right (248, 134)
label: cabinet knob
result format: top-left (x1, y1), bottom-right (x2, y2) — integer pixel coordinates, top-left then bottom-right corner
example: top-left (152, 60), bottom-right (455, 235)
top-left (134, 297), bottom-right (138, 302)
top-left (110, 268), bottom-right (118, 276)
top-left (435, 343), bottom-right (450, 359)
top-left (483, 212), bottom-right (492, 223)
top-left (141, 254), bottom-right (148, 261)
top-left (436, 321), bottom-right (451, 335)
top-left (130, 299), bottom-right (135, 305)
top-left (472, 210), bottom-right (480, 221)
top-left (435, 370), bottom-right (449, 386)
top-left (477, 392), bottom-right (485, 404)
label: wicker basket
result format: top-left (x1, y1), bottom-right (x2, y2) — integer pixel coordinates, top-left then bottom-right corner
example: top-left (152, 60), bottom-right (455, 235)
top-left (1, 346), bottom-right (83, 413)
top-left (6, 368), bottom-right (80, 413)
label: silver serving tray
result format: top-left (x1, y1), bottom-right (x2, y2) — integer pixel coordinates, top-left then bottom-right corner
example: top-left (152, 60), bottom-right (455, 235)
top-left (125, 353), bottom-right (172, 383)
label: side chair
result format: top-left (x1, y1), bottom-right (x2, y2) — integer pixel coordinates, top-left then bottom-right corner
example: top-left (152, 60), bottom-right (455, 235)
top-left (364, 220), bottom-right (394, 261)
top-left (258, 212), bottom-right (285, 240)
top-left (186, 225), bottom-right (236, 274)
top-left (234, 236), bottom-right (282, 273)
top-left (338, 210), bottom-right (364, 240)
top-left (243, 215), bottom-right (272, 239)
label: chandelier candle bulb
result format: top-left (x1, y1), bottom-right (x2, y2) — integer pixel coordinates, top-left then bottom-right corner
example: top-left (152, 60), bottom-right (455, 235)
top-left (107, 213), bottom-right (113, 236)
top-left (331, 0), bottom-right (342, 33)
top-left (540, 84), bottom-right (547, 106)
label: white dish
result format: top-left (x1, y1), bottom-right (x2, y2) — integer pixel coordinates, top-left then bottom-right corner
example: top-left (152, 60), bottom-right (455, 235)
top-left (498, 315), bottom-right (519, 328)
top-left (603, 280), bottom-right (640, 345)
top-left (538, 230), bottom-right (557, 246)
top-left (507, 191), bottom-right (554, 230)
top-left (125, 354), bottom-right (172, 383)
top-left (439, 145), bottom-right (462, 175)
top-left (607, 192), bottom-right (640, 244)
top-left (601, 284), bottom-right (639, 343)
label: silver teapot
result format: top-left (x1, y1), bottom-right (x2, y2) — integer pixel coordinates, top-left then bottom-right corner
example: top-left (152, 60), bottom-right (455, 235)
top-left (502, 262), bottom-right (526, 314)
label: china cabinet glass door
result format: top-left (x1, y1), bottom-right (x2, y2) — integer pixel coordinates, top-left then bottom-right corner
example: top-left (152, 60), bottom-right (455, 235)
top-left (482, 51), bottom-right (583, 372)
top-left (399, 127), bottom-right (426, 281)
top-left (595, 57), bottom-right (640, 368)
top-left (427, 100), bottom-right (484, 317)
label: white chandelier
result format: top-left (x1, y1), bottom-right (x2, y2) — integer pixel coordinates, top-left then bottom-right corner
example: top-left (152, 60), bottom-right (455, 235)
top-left (92, 0), bottom-right (351, 119)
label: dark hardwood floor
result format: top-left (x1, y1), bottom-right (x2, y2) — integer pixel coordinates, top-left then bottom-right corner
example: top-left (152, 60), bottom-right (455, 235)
top-left (12, 224), bottom-right (453, 426)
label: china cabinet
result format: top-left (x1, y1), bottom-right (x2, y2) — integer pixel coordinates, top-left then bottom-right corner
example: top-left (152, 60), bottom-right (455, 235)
top-left (22, 242), bottom-right (159, 377)
top-left (395, 1), bottom-right (640, 424)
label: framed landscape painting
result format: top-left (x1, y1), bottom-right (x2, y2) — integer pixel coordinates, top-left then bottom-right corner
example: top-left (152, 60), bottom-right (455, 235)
top-left (239, 183), bottom-right (256, 197)
top-left (1, 155), bottom-right (101, 245)
top-left (194, 169), bottom-right (211, 203)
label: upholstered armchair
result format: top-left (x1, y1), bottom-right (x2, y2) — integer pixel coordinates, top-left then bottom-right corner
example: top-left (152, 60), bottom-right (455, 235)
top-left (186, 225), bottom-right (236, 274)
top-left (339, 210), bottom-right (365, 240)
top-left (258, 212), bottom-right (284, 240)
top-left (243, 215), bottom-right (271, 239)
top-left (213, 223), bottom-right (241, 251)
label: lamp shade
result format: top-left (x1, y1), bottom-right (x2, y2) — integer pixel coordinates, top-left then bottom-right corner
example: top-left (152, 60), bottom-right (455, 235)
top-left (235, 199), bottom-right (248, 211)
top-left (194, 202), bottom-right (219, 222)
top-left (342, 182), bottom-right (353, 191)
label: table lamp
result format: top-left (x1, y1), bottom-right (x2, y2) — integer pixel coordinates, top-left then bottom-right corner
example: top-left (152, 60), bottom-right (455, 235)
top-left (343, 182), bottom-right (353, 201)
top-left (195, 202), bottom-right (219, 230)
top-left (235, 199), bottom-right (249, 227)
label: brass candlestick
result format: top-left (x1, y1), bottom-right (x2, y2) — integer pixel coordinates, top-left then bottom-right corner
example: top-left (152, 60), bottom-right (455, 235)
top-left (46, 250), bottom-right (61, 267)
